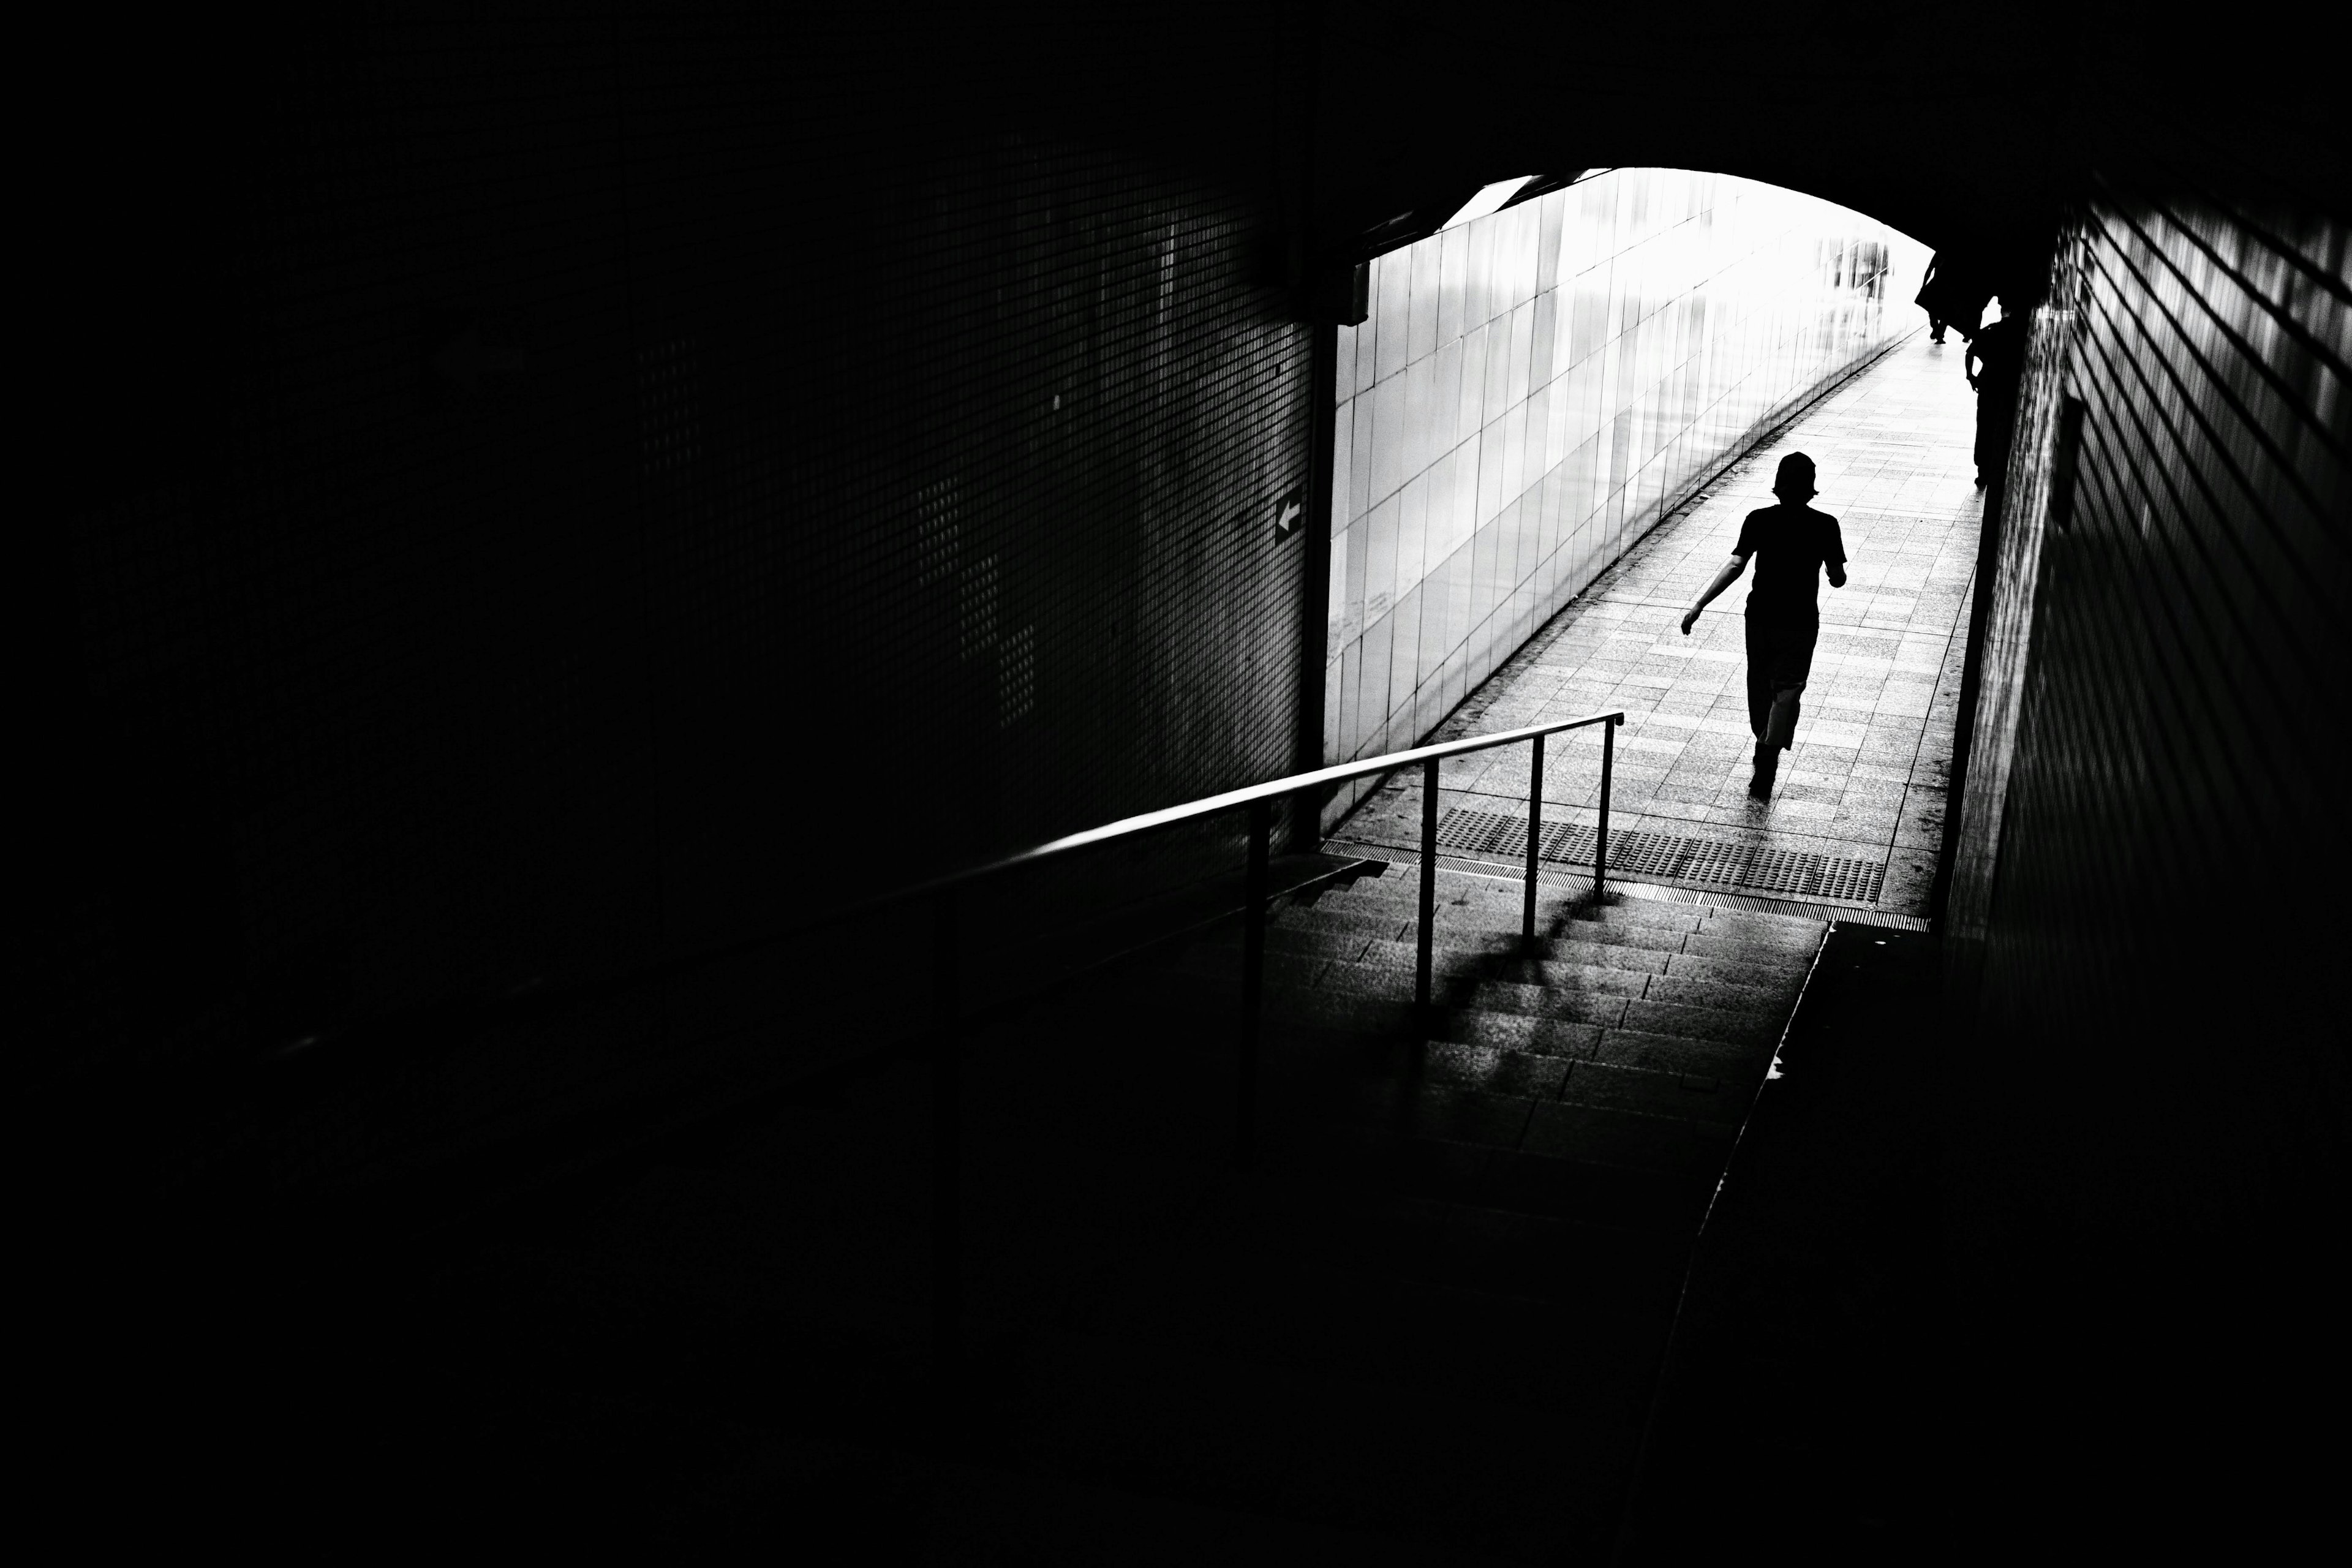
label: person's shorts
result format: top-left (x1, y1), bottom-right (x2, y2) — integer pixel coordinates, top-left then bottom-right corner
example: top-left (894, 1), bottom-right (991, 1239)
top-left (1744, 615), bottom-right (1819, 692)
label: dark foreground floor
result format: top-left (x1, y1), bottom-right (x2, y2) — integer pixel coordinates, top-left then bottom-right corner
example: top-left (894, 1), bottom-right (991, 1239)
top-left (1616, 925), bottom-right (2346, 1561)
top-left (42, 869), bottom-right (1815, 1561)
top-left (37, 911), bottom-right (2342, 1556)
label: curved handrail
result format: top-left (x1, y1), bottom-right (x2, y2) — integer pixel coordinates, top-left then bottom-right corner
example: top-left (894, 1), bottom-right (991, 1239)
top-left (266, 708), bottom-right (1628, 1066)
top-left (245, 703), bottom-right (1628, 1374)
top-left (874, 707), bottom-right (1628, 911)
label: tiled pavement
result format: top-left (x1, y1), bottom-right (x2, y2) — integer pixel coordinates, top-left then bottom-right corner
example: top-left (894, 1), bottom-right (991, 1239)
top-left (1330, 331), bottom-right (1983, 917)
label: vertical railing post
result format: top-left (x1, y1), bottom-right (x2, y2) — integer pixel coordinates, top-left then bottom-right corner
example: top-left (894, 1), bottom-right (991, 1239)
top-left (930, 887), bottom-right (961, 1381)
top-left (1238, 797), bottom-right (1270, 1171)
top-left (1417, 756), bottom-right (1440, 1009)
top-left (1596, 715), bottom-right (1616, 901)
top-left (1523, 732), bottom-right (1546, 952)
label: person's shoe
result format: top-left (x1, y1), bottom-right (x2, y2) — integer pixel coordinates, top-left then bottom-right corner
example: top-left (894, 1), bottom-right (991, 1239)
top-left (1748, 747), bottom-right (1778, 801)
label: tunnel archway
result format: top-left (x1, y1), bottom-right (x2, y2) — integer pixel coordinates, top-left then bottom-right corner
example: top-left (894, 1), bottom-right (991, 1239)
top-left (1311, 165), bottom-right (1937, 820)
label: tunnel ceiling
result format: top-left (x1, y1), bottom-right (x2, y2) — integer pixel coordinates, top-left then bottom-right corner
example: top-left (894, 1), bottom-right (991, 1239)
top-left (52, 4), bottom-right (2342, 263)
top-left (873, 0), bottom-right (2342, 295)
top-left (27, 0), bottom-right (2342, 473)
top-left (1290, 0), bottom-right (2341, 281)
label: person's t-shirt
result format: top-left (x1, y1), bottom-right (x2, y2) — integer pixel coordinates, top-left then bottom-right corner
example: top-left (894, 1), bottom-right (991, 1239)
top-left (1735, 503), bottom-right (1846, 622)
top-left (1970, 315), bottom-right (2027, 394)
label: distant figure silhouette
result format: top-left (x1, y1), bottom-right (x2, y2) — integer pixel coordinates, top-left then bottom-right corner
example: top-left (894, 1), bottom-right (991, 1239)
top-left (1679, 453), bottom-right (1848, 801)
top-left (1966, 293), bottom-right (2030, 488)
top-left (1915, 252), bottom-right (1988, 344)
top-left (1917, 252), bottom-right (1951, 343)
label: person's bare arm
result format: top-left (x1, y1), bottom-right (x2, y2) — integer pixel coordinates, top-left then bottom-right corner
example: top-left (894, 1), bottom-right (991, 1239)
top-left (1681, 554), bottom-right (1746, 634)
top-left (1827, 560), bottom-right (1847, 589)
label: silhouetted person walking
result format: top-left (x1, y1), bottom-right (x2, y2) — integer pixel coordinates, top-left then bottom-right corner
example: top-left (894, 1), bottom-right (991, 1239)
top-left (1680, 453), bottom-right (1847, 801)
top-left (1915, 251), bottom-right (1988, 344)
top-left (1918, 252), bottom-right (1952, 342)
top-left (1966, 293), bottom-right (2030, 488)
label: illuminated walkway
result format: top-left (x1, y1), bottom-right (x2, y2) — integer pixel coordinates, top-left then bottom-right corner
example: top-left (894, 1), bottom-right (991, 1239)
top-left (1332, 330), bottom-right (1981, 917)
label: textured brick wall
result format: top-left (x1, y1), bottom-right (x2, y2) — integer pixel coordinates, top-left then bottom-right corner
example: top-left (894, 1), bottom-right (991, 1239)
top-left (1945, 179), bottom-right (2349, 1236)
top-left (33, 11), bottom-right (1313, 1140)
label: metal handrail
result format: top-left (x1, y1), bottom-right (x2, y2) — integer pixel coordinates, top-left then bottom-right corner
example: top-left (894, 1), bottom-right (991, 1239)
top-left (258, 703), bottom-right (1626, 1376)
top-left (890, 708), bottom-right (1625, 910)
top-left (918, 704), bottom-right (1624, 1370)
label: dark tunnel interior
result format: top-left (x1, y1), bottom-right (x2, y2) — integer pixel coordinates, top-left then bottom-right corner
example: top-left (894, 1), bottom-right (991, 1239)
top-left (22, 4), bottom-right (2347, 1557)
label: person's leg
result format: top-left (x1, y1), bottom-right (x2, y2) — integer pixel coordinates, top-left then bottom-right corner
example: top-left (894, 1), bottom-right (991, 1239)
top-left (1768, 622), bottom-right (1817, 751)
top-left (1929, 314), bottom-right (1946, 344)
top-left (1765, 683), bottom-right (1804, 752)
top-left (1750, 624), bottom-right (1817, 799)
top-left (1745, 617), bottom-right (1779, 799)
top-left (1744, 617), bottom-right (1773, 741)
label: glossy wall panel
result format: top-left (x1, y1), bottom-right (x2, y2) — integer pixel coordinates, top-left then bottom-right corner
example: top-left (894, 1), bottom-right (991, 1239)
top-left (1324, 168), bottom-right (1928, 820)
top-left (1943, 183), bottom-right (2350, 1230)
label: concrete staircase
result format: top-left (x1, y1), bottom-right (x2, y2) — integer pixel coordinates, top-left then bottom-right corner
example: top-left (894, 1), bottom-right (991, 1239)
top-left (927, 866), bottom-right (1826, 1561)
top-left (245, 862), bottom-right (1828, 1559)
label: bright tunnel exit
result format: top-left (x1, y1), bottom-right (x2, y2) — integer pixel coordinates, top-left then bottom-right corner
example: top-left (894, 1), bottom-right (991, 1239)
top-left (1324, 168), bottom-right (1931, 822)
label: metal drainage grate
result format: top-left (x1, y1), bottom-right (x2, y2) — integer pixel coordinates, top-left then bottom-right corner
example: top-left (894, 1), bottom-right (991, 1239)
top-left (1434, 807), bottom-right (1887, 905)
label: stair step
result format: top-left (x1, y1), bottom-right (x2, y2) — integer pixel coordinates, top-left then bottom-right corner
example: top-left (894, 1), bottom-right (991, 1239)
top-left (914, 1453), bottom-right (1520, 1566)
top-left (1300, 949), bottom-right (1657, 1010)
top-left (1617, 995), bottom-right (1783, 1046)
top-left (1469, 971), bottom-right (1652, 1009)
top-left (1589, 1026), bottom-right (1772, 1080)
top-left (1471, 1146), bottom-right (1720, 1233)
top-left (1267, 905), bottom-right (1415, 940)
top-left (1087, 1225), bottom-right (1687, 1370)
top-left (1356, 936), bottom-right (1668, 980)
top-left (1556, 922), bottom-right (1689, 956)
top-left (1689, 905), bottom-right (1831, 935)
top-left (1439, 1011), bottom-right (1606, 1057)
top-left (1377, 1038), bottom-right (1573, 1100)
top-left (1638, 973), bottom-right (1794, 1017)
top-left (1660, 950), bottom-right (1809, 991)
top-left (1199, 926), bottom-right (1380, 961)
top-left (997, 1324), bottom-right (1644, 1559)
top-left (1284, 1079), bottom-right (1541, 1148)
top-left (1560, 1059), bottom-right (1749, 1125)
top-left (1254, 1123), bottom-right (1719, 1234)
top-left (1166, 949), bottom-right (1330, 989)
top-left (1680, 927), bottom-right (1827, 962)
top-left (1519, 1101), bottom-right (1739, 1176)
